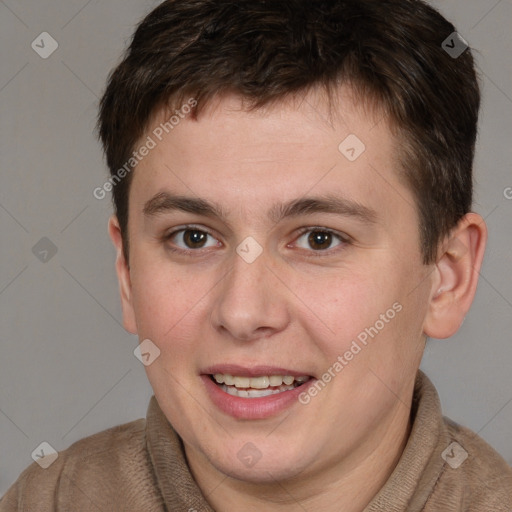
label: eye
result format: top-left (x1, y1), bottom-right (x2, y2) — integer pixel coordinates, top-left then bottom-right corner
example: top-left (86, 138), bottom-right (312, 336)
top-left (293, 228), bottom-right (348, 253)
top-left (165, 227), bottom-right (220, 251)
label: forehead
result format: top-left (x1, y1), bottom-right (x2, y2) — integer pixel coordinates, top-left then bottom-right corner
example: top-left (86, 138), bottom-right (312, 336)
top-left (129, 88), bottom-right (415, 229)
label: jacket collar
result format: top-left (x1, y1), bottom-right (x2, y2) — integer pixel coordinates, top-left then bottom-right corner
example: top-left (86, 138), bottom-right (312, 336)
top-left (365, 370), bottom-right (448, 511)
top-left (145, 395), bottom-right (215, 510)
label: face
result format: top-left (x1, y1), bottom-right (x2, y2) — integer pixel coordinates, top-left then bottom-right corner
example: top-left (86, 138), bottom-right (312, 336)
top-left (115, 88), bottom-right (434, 483)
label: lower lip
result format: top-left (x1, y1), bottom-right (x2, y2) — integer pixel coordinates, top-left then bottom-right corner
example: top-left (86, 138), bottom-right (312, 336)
top-left (201, 375), bottom-right (316, 420)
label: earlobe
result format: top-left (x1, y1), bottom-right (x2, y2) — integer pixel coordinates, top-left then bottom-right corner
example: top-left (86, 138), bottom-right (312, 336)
top-left (108, 216), bottom-right (138, 334)
top-left (423, 213), bottom-right (487, 339)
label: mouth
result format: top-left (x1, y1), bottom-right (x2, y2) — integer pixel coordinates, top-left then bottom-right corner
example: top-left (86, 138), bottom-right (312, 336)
top-left (201, 365), bottom-right (316, 419)
top-left (209, 373), bottom-right (312, 398)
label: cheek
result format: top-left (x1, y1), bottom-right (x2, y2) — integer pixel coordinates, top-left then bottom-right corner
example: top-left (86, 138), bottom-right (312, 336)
top-left (300, 270), bottom-right (400, 353)
top-left (128, 254), bottom-right (211, 346)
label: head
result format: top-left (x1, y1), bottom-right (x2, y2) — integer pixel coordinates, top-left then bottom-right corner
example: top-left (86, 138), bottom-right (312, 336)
top-left (98, 0), bottom-right (486, 487)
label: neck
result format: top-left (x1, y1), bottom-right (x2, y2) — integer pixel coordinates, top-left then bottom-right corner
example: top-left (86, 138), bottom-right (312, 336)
top-left (185, 406), bottom-right (412, 512)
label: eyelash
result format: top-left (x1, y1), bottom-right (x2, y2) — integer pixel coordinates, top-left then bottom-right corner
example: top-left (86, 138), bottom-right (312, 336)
top-left (162, 225), bottom-right (351, 257)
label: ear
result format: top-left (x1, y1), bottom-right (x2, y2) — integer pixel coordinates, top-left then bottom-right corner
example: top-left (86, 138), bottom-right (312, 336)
top-left (423, 213), bottom-right (488, 339)
top-left (108, 216), bottom-right (138, 334)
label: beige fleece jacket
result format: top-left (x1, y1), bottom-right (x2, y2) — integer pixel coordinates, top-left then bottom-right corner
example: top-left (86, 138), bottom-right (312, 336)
top-left (1, 371), bottom-right (511, 511)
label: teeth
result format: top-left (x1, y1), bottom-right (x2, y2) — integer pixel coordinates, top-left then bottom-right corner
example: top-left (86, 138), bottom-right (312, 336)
top-left (233, 376), bottom-right (250, 388)
top-left (220, 383), bottom-right (296, 398)
top-left (249, 376), bottom-right (270, 389)
top-left (212, 373), bottom-right (310, 392)
top-left (269, 375), bottom-right (283, 386)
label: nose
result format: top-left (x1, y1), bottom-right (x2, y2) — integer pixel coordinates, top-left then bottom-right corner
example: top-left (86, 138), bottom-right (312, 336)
top-left (210, 247), bottom-right (290, 341)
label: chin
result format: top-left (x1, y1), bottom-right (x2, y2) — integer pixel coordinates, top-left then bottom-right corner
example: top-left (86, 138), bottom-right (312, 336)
top-left (203, 439), bottom-right (315, 484)
top-left (217, 457), bottom-right (307, 484)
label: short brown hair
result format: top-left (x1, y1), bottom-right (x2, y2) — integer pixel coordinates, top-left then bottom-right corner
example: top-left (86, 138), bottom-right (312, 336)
top-left (98, 0), bottom-right (480, 264)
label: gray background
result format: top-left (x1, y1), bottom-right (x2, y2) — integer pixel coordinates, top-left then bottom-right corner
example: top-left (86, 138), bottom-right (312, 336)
top-left (0, 0), bottom-right (511, 495)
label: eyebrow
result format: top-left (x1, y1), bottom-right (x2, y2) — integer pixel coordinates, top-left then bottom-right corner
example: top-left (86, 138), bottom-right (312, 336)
top-left (143, 191), bottom-right (378, 225)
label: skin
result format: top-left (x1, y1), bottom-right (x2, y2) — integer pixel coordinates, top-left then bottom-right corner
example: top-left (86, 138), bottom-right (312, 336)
top-left (109, 87), bottom-right (487, 512)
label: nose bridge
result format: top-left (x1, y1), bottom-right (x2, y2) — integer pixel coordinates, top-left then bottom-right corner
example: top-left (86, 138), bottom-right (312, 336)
top-left (210, 245), bottom-right (289, 340)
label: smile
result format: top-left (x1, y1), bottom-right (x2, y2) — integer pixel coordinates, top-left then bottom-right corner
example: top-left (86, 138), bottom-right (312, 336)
top-left (211, 374), bottom-right (311, 398)
top-left (201, 365), bottom-right (316, 419)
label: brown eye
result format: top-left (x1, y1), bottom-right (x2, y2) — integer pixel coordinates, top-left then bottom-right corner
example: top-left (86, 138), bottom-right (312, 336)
top-left (294, 228), bottom-right (346, 253)
top-left (308, 231), bottom-right (333, 250)
top-left (182, 229), bottom-right (208, 248)
top-left (166, 228), bottom-right (219, 251)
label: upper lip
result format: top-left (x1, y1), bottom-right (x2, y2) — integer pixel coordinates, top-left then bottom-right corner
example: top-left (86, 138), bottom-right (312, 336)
top-left (201, 364), bottom-right (313, 378)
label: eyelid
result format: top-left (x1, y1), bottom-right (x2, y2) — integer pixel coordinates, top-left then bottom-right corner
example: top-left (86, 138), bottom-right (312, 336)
top-left (290, 226), bottom-right (351, 256)
top-left (293, 226), bottom-right (351, 242)
top-left (163, 224), bottom-right (217, 239)
top-left (163, 225), bottom-right (221, 253)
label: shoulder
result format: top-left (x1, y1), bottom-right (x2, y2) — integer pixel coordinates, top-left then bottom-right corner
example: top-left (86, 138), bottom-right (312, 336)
top-left (0, 418), bottom-right (157, 511)
top-left (428, 416), bottom-right (512, 510)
